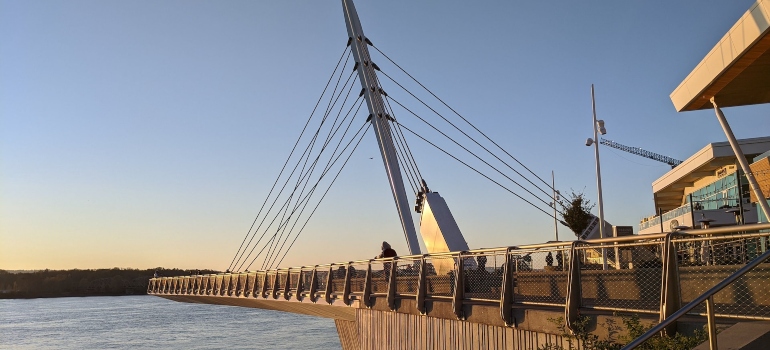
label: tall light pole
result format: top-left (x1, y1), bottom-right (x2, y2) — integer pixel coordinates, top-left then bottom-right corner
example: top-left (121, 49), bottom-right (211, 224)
top-left (584, 84), bottom-right (608, 270)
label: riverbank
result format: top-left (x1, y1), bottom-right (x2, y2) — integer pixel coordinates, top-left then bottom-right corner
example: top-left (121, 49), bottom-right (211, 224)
top-left (0, 268), bottom-right (218, 299)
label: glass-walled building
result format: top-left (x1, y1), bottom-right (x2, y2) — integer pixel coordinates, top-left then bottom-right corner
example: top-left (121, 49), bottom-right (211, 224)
top-left (639, 137), bottom-right (770, 234)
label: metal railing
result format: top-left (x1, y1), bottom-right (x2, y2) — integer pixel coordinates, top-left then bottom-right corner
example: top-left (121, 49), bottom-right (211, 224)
top-left (623, 228), bottom-right (770, 349)
top-left (149, 223), bottom-right (770, 336)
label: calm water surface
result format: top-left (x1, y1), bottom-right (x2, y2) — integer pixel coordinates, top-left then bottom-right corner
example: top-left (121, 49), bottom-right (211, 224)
top-left (0, 295), bottom-right (341, 349)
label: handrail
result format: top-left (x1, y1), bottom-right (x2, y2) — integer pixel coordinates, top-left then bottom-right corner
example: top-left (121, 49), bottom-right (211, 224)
top-left (622, 243), bottom-right (770, 349)
top-left (150, 222), bottom-right (770, 340)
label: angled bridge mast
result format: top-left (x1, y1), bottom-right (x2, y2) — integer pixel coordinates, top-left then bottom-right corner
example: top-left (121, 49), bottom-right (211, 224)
top-left (341, 0), bottom-right (421, 254)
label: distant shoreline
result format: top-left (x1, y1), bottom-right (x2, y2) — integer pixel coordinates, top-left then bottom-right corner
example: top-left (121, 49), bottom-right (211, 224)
top-left (0, 291), bottom-right (146, 300)
top-left (1, 268), bottom-right (218, 300)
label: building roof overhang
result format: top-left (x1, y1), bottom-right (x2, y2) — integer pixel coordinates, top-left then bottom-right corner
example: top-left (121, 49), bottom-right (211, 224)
top-left (651, 137), bottom-right (770, 211)
top-left (671, 0), bottom-right (770, 112)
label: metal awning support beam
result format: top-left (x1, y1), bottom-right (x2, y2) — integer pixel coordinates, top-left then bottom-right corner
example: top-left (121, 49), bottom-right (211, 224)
top-left (711, 97), bottom-right (770, 220)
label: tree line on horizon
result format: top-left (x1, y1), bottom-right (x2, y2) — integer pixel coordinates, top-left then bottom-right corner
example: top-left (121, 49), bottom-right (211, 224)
top-left (0, 267), bottom-right (219, 299)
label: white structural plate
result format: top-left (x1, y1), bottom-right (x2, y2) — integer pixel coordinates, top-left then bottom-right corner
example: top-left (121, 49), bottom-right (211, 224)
top-left (419, 193), bottom-right (470, 275)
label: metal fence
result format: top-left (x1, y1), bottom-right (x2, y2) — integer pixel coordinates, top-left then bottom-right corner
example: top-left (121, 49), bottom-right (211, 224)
top-left (148, 223), bottom-right (770, 331)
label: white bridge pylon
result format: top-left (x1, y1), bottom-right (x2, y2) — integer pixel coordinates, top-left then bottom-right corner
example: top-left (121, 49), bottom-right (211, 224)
top-left (341, 0), bottom-right (470, 255)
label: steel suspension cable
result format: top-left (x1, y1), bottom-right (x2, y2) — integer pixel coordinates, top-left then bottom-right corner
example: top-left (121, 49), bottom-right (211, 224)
top-left (394, 120), bottom-right (561, 220)
top-left (246, 122), bottom-right (371, 270)
top-left (388, 96), bottom-right (559, 212)
top-left (241, 87), bottom-right (362, 272)
top-left (368, 59), bottom-right (425, 189)
top-left (389, 124), bottom-right (419, 194)
top-left (384, 117), bottom-right (420, 194)
top-left (383, 95), bottom-right (424, 183)
top-left (263, 103), bottom-right (365, 269)
top-left (370, 44), bottom-right (559, 196)
top-left (227, 45), bottom-right (350, 271)
top-left (261, 94), bottom-right (363, 270)
top-left (269, 124), bottom-right (373, 269)
top-left (260, 74), bottom-right (360, 268)
top-left (232, 65), bottom-right (355, 271)
top-left (247, 98), bottom-right (365, 271)
top-left (379, 70), bottom-right (557, 203)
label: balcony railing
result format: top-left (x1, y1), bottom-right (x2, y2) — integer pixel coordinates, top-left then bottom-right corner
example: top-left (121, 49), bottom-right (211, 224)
top-left (149, 223), bottom-right (770, 332)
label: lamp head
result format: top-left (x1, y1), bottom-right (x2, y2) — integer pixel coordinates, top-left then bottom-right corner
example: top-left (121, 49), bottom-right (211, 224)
top-left (596, 120), bottom-right (607, 135)
top-left (585, 138), bottom-right (594, 146)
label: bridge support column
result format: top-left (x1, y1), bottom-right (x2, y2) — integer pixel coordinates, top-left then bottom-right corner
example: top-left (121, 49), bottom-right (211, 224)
top-left (350, 308), bottom-right (581, 349)
top-left (309, 267), bottom-right (318, 303)
top-left (565, 241), bottom-right (582, 333)
top-left (282, 271), bottom-right (291, 301)
top-left (500, 247), bottom-right (516, 327)
top-left (295, 270), bottom-right (303, 301)
top-left (324, 266), bottom-right (334, 304)
top-left (335, 319), bottom-right (361, 350)
top-left (362, 262), bottom-right (372, 308)
top-left (660, 233), bottom-right (681, 336)
top-left (387, 258), bottom-right (397, 310)
top-left (452, 253), bottom-right (466, 320)
top-left (259, 273), bottom-right (267, 298)
top-left (416, 255), bottom-right (427, 314)
top-left (343, 262), bottom-right (353, 305)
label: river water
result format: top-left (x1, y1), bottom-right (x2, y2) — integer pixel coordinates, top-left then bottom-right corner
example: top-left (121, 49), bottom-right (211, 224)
top-left (0, 295), bottom-right (341, 349)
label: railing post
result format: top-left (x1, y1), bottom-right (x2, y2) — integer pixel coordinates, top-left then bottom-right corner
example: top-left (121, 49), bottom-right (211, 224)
top-left (416, 255), bottom-right (428, 315)
top-left (283, 270), bottom-right (291, 301)
top-left (295, 269), bottom-right (303, 301)
top-left (245, 273), bottom-right (253, 298)
top-left (706, 295), bottom-right (718, 350)
top-left (660, 233), bottom-right (681, 337)
top-left (271, 270), bottom-right (280, 299)
top-left (343, 262), bottom-right (353, 305)
top-left (565, 242), bottom-right (582, 333)
top-left (309, 267), bottom-right (318, 303)
top-left (324, 266), bottom-right (333, 304)
top-left (362, 260), bottom-right (372, 308)
top-left (386, 258), bottom-right (398, 311)
top-left (452, 253), bottom-right (466, 320)
top-left (500, 247), bottom-right (516, 327)
top-left (260, 272), bottom-right (268, 299)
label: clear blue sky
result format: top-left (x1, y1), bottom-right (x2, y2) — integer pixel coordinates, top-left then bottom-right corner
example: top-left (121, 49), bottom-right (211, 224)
top-left (2, 1), bottom-right (768, 270)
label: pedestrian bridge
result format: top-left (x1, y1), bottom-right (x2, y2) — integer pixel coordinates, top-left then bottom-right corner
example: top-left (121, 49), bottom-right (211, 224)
top-left (149, 223), bottom-right (770, 349)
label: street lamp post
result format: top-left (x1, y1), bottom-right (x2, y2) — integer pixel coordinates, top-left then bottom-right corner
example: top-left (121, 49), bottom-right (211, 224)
top-left (584, 84), bottom-right (608, 270)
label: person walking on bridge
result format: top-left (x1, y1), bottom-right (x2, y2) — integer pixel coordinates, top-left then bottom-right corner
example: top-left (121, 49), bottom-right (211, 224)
top-left (377, 241), bottom-right (398, 281)
top-left (377, 241), bottom-right (397, 259)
